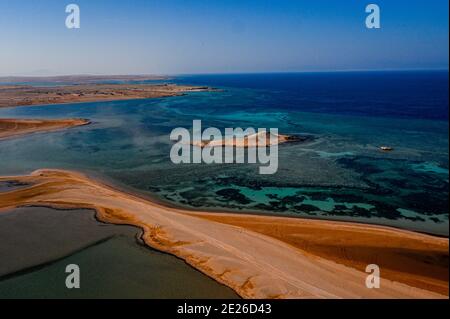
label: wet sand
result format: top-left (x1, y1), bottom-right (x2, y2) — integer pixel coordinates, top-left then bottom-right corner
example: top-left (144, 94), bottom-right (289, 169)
top-left (0, 118), bottom-right (90, 140)
top-left (0, 84), bottom-right (212, 108)
top-left (0, 169), bottom-right (447, 299)
top-left (0, 207), bottom-right (238, 299)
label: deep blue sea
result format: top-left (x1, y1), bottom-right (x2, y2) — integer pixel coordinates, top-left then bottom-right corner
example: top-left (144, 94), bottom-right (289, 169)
top-left (175, 71), bottom-right (449, 120)
top-left (0, 71), bottom-right (448, 235)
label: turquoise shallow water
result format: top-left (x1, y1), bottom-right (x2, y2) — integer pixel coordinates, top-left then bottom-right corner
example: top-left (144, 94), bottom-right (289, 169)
top-left (0, 72), bottom-right (448, 235)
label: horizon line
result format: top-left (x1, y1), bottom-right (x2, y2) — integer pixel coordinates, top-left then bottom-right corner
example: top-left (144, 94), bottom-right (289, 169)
top-left (0, 67), bottom-right (448, 78)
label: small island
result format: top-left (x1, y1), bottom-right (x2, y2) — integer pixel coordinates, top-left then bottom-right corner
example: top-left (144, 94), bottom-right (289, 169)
top-left (192, 131), bottom-right (305, 148)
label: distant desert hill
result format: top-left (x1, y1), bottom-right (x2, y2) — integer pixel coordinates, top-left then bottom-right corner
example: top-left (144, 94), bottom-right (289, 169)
top-left (0, 74), bottom-right (168, 84)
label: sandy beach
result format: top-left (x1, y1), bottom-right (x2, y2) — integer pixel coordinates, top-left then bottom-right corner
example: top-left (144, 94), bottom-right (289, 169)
top-left (0, 169), bottom-right (447, 299)
top-left (193, 213), bottom-right (449, 296)
top-left (0, 118), bottom-right (90, 140)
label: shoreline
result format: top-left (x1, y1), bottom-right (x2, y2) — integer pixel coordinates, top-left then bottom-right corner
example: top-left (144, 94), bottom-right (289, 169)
top-left (0, 82), bottom-right (212, 142)
top-left (83, 166), bottom-right (448, 238)
top-left (79, 167), bottom-right (449, 239)
top-left (0, 169), bottom-right (447, 298)
top-left (0, 84), bottom-right (213, 108)
top-left (192, 212), bottom-right (449, 296)
top-left (0, 118), bottom-right (91, 140)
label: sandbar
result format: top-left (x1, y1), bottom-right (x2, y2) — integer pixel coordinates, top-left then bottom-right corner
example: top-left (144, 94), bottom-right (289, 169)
top-left (0, 118), bottom-right (90, 140)
top-left (0, 169), bottom-right (447, 299)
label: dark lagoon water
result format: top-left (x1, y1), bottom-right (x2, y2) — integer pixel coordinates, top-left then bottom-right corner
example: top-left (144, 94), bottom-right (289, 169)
top-left (0, 71), bottom-right (448, 235)
top-left (0, 207), bottom-right (238, 298)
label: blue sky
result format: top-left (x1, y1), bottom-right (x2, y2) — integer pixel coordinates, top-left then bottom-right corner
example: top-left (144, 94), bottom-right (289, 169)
top-left (0, 0), bottom-right (448, 75)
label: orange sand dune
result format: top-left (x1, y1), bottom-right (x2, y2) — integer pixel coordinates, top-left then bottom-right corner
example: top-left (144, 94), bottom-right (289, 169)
top-left (0, 169), bottom-right (447, 299)
top-left (193, 213), bottom-right (449, 296)
top-left (0, 118), bottom-right (90, 139)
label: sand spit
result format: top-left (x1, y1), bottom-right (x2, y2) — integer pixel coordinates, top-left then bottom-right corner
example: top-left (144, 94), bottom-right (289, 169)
top-left (0, 169), bottom-right (447, 299)
top-left (0, 118), bottom-right (90, 140)
top-left (0, 84), bottom-right (213, 108)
